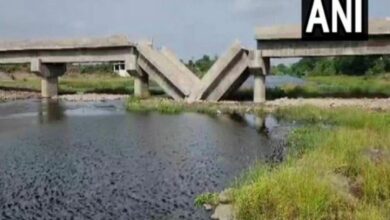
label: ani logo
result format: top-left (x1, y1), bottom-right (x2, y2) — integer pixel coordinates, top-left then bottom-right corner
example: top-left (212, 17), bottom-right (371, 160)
top-left (302, 0), bottom-right (368, 40)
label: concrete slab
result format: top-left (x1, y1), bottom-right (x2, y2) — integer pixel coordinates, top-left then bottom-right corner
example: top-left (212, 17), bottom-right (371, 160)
top-left (255, 19), bottom-right (390, 40)
top-left (0, 35), bottom-right (134, 52)
top-left (137, 43), bottom-right (197, 99)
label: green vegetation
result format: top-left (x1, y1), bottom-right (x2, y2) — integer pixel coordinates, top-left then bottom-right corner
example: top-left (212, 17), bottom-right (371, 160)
top-left (0, 75), bottom-right (134, 94)
top-left (194, 193), bottom-right (219, 208)
top-left (127, 97), bottom-right (185, 114)
top-left (0, 63), bottom-right (30, 73)
top-left (186, 55), bottom-right (217, 78)
top-left (232, 106), bottom-right (390, 220)
top-left (127, 98), bottom-right (228, 115)
top-left (273, 56), bottom-right (390, 76)
top-left (267, 75), bottom-right (390, 99)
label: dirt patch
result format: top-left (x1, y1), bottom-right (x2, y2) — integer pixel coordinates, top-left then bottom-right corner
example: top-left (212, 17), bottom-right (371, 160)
top-left (364, 149), bottom-right (390, 165)
top-left (0, 72), bottom-right (12, 80)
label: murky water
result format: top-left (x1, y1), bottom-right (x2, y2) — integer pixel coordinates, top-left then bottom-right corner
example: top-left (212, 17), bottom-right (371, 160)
top-left (0, 99), bottom-right (289, 219)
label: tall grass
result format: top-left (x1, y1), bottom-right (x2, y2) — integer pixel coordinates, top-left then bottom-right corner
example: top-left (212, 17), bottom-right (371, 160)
top-left (0, 76), bottom-right (134, 94)
top-left (233, 106), bottom-right (390, 219)
top-left (269, 75), bottom-right (390, 99)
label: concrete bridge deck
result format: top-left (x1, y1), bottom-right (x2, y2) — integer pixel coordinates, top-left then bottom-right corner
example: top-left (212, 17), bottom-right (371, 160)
top-left (256, 20), bottom-right (390, 58)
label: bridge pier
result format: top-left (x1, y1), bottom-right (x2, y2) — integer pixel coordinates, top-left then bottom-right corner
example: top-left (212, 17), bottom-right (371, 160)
top-left (134, 74), bottom-right (150, 98)
top-left (31, 60), bottom-right (66, 98)
top-left (126, 54), bottom-right (150, 98)
top-left (250, 51), bottom-right (269, 103)
top-left (41, 77), bottom-right (59, 98)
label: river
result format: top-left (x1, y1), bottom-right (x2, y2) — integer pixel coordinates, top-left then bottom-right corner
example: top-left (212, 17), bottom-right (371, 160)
top-left (0, 99), bottom-right (289, 219)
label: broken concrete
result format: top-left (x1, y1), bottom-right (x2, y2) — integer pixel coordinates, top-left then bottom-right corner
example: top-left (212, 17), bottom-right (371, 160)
top-left (189, 41), bottom-right (251, 102)
top-left (136, 43), bottom-right (198, 100)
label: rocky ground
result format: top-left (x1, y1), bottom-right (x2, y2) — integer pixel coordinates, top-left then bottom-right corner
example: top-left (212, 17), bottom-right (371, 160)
top-left (265, 97), bottom-right (390, 111)
top-left (60, 94), bottom-right (129, 102)
top-left (0, 89), bottom-right (39, 101)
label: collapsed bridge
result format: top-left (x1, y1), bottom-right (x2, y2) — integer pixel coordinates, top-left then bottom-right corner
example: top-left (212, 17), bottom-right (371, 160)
top-left (1, 19), bottom-right (390, 103)
top-left (0, 36), bottom-right (266, 102)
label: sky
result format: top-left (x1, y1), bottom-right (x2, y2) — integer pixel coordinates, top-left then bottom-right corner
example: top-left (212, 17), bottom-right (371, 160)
top-left (0, 0), bottom-right (389, 60)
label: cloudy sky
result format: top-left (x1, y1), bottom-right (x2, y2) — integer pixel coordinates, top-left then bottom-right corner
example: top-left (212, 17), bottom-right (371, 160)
top-left (0, 0), bottom-right (389, 60)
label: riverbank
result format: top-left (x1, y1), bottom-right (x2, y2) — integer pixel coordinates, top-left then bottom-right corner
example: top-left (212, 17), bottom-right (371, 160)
top-left (1, 74), bottom-right (389, 100)
top-left (232, 75), bottom-right (390, 100)
top-left (230, 106), bottom-right (390, 220)
top-left (1, 90), bottom-right (389, 112)
top-left (195, 106), bottom-right (390, 220)
top-left (127, 97), bottom-right (390, 114)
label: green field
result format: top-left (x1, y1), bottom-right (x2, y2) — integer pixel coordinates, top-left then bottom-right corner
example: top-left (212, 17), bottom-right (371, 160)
top-left (268, 75), bottom-right (390, 99)
top-left (0, 74), bottom-right (134, 94)
top-left (232, 107), bottom-right (390, 219)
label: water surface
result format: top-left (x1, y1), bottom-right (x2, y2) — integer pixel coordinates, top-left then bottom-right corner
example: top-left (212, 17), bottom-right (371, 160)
top-left (0, 99), bottom-right (288, 219)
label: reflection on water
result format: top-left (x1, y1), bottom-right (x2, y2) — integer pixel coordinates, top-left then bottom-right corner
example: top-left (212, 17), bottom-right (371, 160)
top-left (0, 100), bottom-right (290, 219)
top-left (38, 99), bottom-right (66, 123)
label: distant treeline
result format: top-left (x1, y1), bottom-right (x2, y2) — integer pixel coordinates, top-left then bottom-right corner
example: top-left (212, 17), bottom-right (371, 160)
top-left (273, 56), bottom-right (390, 76)
top-left (185, 55), bottom-right (218, 77)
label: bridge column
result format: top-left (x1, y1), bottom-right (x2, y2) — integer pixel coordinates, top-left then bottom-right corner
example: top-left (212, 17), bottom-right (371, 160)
top-left (250, 50), bottom-right (269, 103)
top-left (31, 60), bottom-right (66, 98)
top-left (134, 74), bottom-right (150, 98)
top-left (126, 54), bottom-right (150, 98)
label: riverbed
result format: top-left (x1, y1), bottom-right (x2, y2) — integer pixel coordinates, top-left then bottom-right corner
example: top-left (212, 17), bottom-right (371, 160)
top-left (0, 99), bottom-right (289, 219)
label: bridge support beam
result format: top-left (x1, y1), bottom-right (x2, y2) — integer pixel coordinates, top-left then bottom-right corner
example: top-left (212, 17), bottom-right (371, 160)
top-left (250, 51), bottom-right (269, 103)
top-left (31, 60), bottom-right (66, 98)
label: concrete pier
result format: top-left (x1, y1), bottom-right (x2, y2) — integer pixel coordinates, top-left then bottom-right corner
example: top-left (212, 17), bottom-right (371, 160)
top-left (134, 74), bottom-right (150, 98)
top-left (254, 74), bottom-right (266, 103)
top-left (249, 50), bottom-right (268, 103)
top-left (41, 77), bottom-right (59, 98)
top-left (31, 60), bottom-right (67, 98)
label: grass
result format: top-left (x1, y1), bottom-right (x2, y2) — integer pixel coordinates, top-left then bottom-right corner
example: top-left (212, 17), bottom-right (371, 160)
top-left (194, 193), bottom-right (219, 208)
top-left (0, 74), bottom-right (164, 95)
top-left (126, 98), bottom-right (266, 115)
top-left (232, 106), bottom-right (390, 219)
top-left (127, 97), bottom-right (185, 114)
top-left (269, 75), bottom-right (390, 99)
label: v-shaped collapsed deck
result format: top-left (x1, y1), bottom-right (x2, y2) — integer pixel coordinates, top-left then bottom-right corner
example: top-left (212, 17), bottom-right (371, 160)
top-left (188, 42), bottom-right (251, 102)
top-left (136, 42), bottom-right (262, 102)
